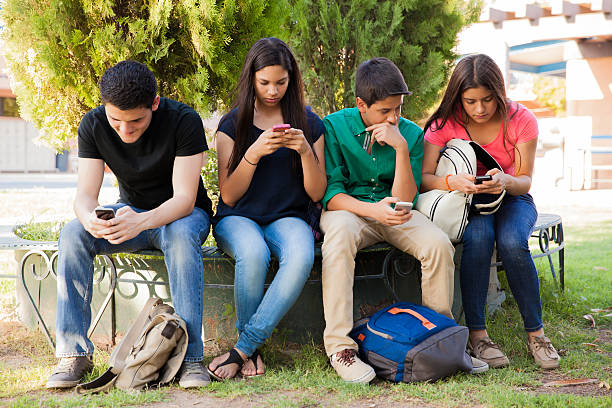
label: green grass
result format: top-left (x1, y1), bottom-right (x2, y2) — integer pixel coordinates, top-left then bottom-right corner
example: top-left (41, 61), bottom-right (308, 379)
top-left (0, 221), bottom-right (611, 407)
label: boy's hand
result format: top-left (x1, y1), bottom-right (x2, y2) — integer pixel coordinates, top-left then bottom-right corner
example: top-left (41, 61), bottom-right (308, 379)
top-left (98, 206), bottom-right (145, 244)
top-left (369, 197), bottom-right (412, 226)
top-left (84, 211), bottom-right (113, 238)
top-left (365, 123), bottom-right (407, 151)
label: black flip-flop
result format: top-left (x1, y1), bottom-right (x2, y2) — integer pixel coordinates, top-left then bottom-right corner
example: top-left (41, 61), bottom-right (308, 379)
top-left (243, 349), bottom-right (265, 378)
top-left (207, 348), bottom-right (245, 381)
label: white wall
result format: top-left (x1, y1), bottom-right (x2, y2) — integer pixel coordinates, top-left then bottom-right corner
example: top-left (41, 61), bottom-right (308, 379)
top-left (0, 118), bottom-right (56, 172)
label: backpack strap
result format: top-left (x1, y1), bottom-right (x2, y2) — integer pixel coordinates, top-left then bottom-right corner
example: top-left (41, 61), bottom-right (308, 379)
top-left (75, 297), bottom-right (162, 394)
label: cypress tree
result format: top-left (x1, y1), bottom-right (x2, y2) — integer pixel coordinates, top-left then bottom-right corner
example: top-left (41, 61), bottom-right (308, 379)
top-left (289, 0), bottom-right (482, 120)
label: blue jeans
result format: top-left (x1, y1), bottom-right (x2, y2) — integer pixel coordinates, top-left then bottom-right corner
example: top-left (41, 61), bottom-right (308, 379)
top-left (55, 204), bottom-right (210, 362)
top-left (460, 193), bottom-right (543, 332)
top-left (213, 216), bottom-right (313, 357)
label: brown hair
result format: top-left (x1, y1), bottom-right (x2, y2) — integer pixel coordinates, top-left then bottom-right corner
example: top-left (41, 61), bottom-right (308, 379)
top-left (424, 54), bottom-right (520, 166)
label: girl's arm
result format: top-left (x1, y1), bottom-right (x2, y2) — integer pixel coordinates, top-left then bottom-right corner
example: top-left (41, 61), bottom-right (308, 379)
top-left (217, 129), bottom-right (284, 207)
top-left (421, 141), bottom-right (478, 194)
top-left (301, 135), bottom-right (326, 201)
top-left (217, 131), bottom-right (255, 207)
top-left (282, 129), bottom-right (326, 201)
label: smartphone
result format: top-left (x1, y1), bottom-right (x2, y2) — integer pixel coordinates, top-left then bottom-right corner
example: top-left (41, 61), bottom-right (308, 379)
top-left (394, 201), bottom-right (413, 212)
top-left (272, 124), bottom-right (291, 132)
top-left (95, 206), bottom-right (115, 220)
top-left (474, 175), bottom-right (493, 185)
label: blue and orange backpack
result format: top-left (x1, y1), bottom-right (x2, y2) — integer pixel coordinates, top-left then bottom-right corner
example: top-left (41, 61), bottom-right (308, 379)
top-left (350, 302), bottom-right (473, 383)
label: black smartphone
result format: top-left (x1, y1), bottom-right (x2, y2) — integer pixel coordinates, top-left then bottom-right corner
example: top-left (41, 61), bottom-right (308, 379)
top-left (95, 206), bottom-right (115, 220)
top-left (474, 175), bottom-right (493, 185)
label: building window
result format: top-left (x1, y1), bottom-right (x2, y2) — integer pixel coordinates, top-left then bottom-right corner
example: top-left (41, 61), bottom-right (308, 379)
top-left (0, 97), bottom-right (19, 117)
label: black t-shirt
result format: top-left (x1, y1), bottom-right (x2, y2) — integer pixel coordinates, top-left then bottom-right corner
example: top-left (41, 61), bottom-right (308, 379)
top-left (78, 97), bottom-right (213, 216)
top-left (214, 108), bottom-right (324, 225)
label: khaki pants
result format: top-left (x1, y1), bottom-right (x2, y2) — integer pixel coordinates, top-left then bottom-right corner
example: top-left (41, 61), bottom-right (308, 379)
top-left (320, 210), bottom-right (455, 356)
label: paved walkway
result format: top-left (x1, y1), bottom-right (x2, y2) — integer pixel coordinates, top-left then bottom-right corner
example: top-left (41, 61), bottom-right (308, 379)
top-left (0, 173), bottom-right (115, 189)
top-left (0, 173), bottom-right (610, 228)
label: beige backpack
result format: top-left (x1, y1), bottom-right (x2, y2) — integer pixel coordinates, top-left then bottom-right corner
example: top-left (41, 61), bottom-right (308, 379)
top-left (76, 297), bottom-right (188, 393)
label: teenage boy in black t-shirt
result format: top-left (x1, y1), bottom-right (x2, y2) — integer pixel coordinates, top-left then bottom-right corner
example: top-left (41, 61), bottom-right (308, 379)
top-left (46, 60), bottom-right (213, 389)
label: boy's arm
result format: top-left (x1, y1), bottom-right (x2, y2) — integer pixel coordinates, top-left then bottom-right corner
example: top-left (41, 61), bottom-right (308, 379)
top-left (73, 158), bottom-right (113, 238)
top-left (98, 153), bottom-right (203, 244)
top-left (365, 122), bottom-right (420, 203)
top-left (405, 128), bottom-right (424, 203)
top-left (390, 142), bottom-right (417, 202)
top-left (321, 118), bottom-right (350, 210)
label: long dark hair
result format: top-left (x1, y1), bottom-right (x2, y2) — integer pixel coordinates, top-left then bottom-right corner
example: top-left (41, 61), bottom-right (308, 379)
top-left (424, 54), bottom-right (520, 166)
top-left (222, 37), bottom-right (311, 174)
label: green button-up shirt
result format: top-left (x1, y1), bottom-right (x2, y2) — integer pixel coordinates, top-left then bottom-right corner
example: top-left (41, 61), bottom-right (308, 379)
top-left (322, 107), bottom-right (424, 210)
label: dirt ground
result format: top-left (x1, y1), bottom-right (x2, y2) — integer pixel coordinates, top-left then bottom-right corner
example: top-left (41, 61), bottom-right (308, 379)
top-left (0, 319), bottom-right (610, 407)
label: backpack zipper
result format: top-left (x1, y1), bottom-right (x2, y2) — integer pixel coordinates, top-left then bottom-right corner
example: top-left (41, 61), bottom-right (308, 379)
top-left (366, 322), bottom-right (393, 340)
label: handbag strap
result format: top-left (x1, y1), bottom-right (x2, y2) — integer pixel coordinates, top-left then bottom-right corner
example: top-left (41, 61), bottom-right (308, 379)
top-left (109, 297), bottom-right (162, 371)
top-left (75, 297), bottom-right (162, 394)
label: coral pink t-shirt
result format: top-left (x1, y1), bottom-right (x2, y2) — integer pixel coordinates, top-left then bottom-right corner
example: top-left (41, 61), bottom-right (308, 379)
top-left (424, 103), bottom-right (538, 176)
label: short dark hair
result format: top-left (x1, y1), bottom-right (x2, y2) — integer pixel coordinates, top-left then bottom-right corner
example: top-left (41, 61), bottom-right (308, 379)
top-left (355, 58), bottom-right (411, 106)
top-left (100, 60), bottom-right (157, 110)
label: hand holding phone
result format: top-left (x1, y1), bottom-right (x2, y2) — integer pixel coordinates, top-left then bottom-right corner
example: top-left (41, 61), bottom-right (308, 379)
top-left (94, 206), bottom-right (115, 220)
top-left (474, 175), bottom-right (493, 185)
top-left (272, 124), bottom-right (291, 132)
top-left (394, 201), bottom-right (413, 212)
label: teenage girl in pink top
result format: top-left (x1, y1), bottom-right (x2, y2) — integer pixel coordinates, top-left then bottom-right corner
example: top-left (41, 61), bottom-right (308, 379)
top-left (421, 54), bottom-right (560, 370)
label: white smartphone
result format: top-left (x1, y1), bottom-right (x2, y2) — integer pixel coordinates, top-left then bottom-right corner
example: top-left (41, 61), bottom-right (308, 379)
top-left (394, 201), bottom-right (413, 212)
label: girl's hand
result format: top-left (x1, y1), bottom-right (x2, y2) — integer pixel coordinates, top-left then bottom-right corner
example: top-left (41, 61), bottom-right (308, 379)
top-left (246, 128), bottom-right (286, 162)
top-left (475, 168), bottom-right (506, 194)
top-left (446, 173), bottom-right (479, 194)
top-left (281, 128), bottom-right (311, 155)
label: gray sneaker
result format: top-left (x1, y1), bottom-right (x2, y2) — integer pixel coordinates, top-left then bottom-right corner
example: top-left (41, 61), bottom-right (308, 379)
top-left (329, 349), bottom-right (376, 384)
top-left (469, 356), bottom-right (489, 374)
top-left (45, 356), bottom-right (93, 388)
top-left (178, 361), bottom-right (211, 388)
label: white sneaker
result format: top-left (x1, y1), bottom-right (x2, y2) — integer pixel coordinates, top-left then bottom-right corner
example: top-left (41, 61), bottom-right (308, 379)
top-left (329, 349), bottom-right (376, 383)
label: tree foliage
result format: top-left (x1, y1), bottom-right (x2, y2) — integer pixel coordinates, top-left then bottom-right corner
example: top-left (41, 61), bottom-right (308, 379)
top-left (289, 0), bottom-right (482, 120)
top-left (533, 75), bottom-right (566, 116)
top-left (0, 0), bottom-right (287, 150)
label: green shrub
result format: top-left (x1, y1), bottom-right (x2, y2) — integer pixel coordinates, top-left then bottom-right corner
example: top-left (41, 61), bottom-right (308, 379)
top-left (14, 220), bottom-right (66, 241)
top-left (0, 0), bottom-right (288, 151)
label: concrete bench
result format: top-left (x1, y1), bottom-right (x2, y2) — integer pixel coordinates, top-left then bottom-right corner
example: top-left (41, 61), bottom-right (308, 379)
top-left (0, 213), bottom-right (564, 350)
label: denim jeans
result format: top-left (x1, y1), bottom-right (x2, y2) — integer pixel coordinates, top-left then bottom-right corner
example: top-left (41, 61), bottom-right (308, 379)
top-left (460, 193), bottom-right (543, 332)
top-left (214, 216), bottom-right (313, 357)
top-left (55, 204), bottom-right (210, 362)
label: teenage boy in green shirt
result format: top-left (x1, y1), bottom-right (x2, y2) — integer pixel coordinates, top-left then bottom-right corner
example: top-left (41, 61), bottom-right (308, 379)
top-left (321, 58), bottom-right (486, 383)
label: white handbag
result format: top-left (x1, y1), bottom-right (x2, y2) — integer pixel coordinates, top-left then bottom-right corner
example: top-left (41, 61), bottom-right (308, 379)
top-left (415, 139), bottom-right (505, 243)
